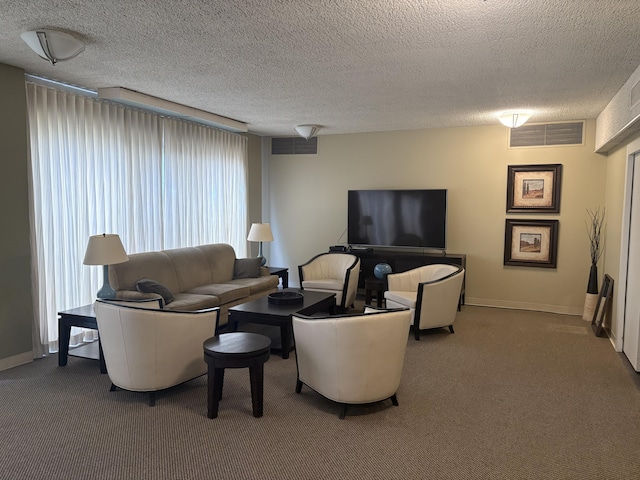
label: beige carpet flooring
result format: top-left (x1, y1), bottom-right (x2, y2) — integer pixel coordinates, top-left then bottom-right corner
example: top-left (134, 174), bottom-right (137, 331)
top-left (1, 305), bottom-right (640, 480)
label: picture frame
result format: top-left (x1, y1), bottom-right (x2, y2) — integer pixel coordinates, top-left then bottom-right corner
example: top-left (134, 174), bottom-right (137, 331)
top-left (506, 164), bottom-right (562, 213)
top-left (592, 274), bottom-right (613, 337)
top-left (504, 219), bottom-right (559, 268)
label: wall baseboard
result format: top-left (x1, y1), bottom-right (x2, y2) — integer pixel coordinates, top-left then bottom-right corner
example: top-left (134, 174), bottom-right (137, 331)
top-left (466, 297), bottom-right (583, 316)
top-left (0, 351), bottom-right (33, 372)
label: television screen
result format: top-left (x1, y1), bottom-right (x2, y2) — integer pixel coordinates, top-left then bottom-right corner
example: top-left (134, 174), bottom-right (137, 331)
top-left (347, 189), bottom-right (447, 249)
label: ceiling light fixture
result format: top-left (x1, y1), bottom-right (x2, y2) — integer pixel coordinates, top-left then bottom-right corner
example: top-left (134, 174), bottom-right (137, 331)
top-left (498, 111), bottom-right (532, 128)
top-left (20, 29), bottom-right (85, 65)
top-left (295, 125), bottom-right (321, 140)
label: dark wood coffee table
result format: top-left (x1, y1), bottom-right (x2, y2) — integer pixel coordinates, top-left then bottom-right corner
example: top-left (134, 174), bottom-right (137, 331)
top-left (227, 289), bottom-right (336, 359)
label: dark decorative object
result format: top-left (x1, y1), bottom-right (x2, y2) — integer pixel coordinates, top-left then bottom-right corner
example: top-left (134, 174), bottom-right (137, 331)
top-left (504, 219), bottom-right (559, 268)
top-left (582, 208), bottom-right (605, 320)
top-left (592, 274), bottom-right (613, 337)
top-left (268, 291), bottom-right (304, 305)
top-left (506, 164), bottom-right (562, 213)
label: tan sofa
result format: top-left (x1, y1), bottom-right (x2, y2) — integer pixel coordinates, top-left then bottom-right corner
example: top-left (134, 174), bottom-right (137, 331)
top-left (109, 243), bottom-right (279, 326)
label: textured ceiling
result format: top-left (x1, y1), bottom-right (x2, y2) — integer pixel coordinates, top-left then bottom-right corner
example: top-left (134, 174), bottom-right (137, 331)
top-left (1, 0), bottom-right (640, 136)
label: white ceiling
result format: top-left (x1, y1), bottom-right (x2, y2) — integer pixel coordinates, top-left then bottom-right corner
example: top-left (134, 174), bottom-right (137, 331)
top-left (1, 0), bottom-right (640, 137)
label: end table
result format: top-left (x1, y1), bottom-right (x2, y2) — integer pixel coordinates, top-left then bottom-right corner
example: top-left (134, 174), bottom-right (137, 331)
top-left (58, 304), bottom-right (107, 374)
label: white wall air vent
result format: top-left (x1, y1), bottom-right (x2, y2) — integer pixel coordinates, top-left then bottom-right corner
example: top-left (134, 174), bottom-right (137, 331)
top-left (97, 87), bottom-right (248, 133)
top-left (509, 121), bottom-right (584, 148)
top-left (271, 137), bottom-right (318, 155)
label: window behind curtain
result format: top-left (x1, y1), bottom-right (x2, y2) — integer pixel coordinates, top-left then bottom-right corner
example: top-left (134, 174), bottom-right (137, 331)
top-left (26, 83), bottom-right (248, 353)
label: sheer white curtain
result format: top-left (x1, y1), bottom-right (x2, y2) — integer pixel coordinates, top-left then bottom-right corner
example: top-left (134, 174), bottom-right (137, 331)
top-left (26, 83), bottom-right (248, 354)
top-left (162, 118), bottom-right (248, 253)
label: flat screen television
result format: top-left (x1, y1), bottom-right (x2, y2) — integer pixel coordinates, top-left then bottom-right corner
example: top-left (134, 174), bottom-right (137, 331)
top-left (347, 189), bottom-right (447, 249)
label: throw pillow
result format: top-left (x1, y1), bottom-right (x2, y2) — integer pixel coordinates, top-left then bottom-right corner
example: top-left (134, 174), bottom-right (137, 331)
top-left (234, 257), bottom-right (262, 279)
top-left (136, 278), bottom-right (174, 305)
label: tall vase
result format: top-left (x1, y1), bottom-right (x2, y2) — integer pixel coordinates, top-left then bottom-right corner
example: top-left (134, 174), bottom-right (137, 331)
top-left (582, 264), bottom-right (599, 321)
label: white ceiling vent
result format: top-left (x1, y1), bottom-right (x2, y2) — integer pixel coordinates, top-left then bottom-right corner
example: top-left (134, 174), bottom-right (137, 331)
top-left (509, 122), bottom-right (584, 148)
top-left (271, 137), bottom-right (318, 155)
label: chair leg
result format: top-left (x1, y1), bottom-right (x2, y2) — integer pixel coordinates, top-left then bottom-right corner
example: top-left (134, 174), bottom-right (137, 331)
top-left (295, 379), bottom-right (303, 393)
top-left (338, 404), bottom-right (347, 419)
top-left (414, 328), bottom-right (421, 341)
top-left (390, 394), bottom-right (399, 406)
top-left (449, 325), bottom-right (455, 334)
top-left (148, 391), bottom-right (156, 407)
top-left (109, 383), bottom-right (117, 392)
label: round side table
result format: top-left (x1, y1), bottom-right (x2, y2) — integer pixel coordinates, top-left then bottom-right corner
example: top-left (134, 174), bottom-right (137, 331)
top-left (203, 332), bottom-right (271, 418)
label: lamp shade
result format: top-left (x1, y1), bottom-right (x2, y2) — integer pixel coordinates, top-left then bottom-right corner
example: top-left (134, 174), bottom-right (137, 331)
top-left (83, 234), bottom-right (129, 266)
top-left (20, 29), bottom-right (85, 65)
top-left (294, 125), bottom-right (321, 140)
top-left (247, 223), bottom-right (274, 242)
top-left (498, 111), bottom-right (531, 128)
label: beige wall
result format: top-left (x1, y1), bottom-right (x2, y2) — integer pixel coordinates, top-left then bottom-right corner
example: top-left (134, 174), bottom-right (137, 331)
top-left (245, 133), bottom-right (263, 257)
top-left (267, 120), bottom-right (607, 314)
top-left (0, 63), bottom-right (34, 369)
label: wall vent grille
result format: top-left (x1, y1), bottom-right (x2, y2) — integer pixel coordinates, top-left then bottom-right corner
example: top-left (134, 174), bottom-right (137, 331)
top-left (509, 122), bottom-right (584, 148)
top-left (271, 137), bottom-right (318, 154)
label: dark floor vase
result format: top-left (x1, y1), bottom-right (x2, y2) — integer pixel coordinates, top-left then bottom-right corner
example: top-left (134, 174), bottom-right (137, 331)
top-left (587, 264), bottom-right (599, 294)
top-left (582, 264), bottom-right (600, 321)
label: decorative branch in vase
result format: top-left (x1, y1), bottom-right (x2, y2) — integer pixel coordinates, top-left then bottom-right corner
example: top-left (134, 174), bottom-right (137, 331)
top-left (582, 207), bottom-right (605, 321)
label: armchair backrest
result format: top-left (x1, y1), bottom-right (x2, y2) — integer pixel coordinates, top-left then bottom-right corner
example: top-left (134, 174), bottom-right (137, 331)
top-left (94, 300), bottom-right (219, 392)
top-left (387, 263), bottom-right (461, 292)
top-left (298, 253), bottom-right (360, 308)
top-left (415, 266), bottom-right (465, 329)
top-left (292, 308), bottom-right (411, 404)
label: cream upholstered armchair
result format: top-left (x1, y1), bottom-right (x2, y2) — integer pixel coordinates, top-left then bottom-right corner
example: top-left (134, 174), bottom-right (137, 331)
top-left (384, 264), bottom-right (465, 340)
top-left (94, 299), bottom-right (220, 406)
top-left (298, 253), bottom-right (360, 311)
top-left (292, 307), bottom-right (412, 419)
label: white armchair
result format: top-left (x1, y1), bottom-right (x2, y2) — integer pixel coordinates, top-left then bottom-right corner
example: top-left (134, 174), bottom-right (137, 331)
top-left (292, 307), bottom-right (412, 419)
top-left (384, 264), bottom-right (465, 340)
top-left (298, 253), bottom-right (360, 311)
top-left (94, 299), bottom-right (220, 406)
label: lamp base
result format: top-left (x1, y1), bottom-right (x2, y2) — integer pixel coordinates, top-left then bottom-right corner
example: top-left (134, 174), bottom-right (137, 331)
top-left (258, 255), bottom-right (267, 267)
top-left (97, 265), bottom-right (117, 299)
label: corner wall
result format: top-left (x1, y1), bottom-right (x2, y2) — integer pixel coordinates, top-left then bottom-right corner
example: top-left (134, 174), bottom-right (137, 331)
top-left (0, 63), bottom-right (34, 370)
top-left (267, 120), bottom-right (607, 314)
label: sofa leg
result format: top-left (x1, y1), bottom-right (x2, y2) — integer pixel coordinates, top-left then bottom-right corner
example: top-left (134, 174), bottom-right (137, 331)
top-left (109, 383), bottom-right (117, 392)
top-left (295, 379), bottom-right (303, 393)
top-left (449, 325), bottom-right (455, 334)
top-left (414, 328), bottom-right (421, 341)
top-left (390, 394), bottom-right (399, 406)
top-left (338, 404), bottom-right (347, 419)
top-left (148, 392), bottom-right (156, 407)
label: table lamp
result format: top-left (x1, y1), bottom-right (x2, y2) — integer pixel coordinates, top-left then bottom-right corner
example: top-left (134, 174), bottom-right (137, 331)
top-left (247, 223), bottom-right (274, 266)
top-left (83, 233), bottom-right (129, 299)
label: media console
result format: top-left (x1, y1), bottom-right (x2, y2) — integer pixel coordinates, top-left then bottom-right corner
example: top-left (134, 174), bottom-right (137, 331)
top-left (340, 247), bottom-right (466, 305)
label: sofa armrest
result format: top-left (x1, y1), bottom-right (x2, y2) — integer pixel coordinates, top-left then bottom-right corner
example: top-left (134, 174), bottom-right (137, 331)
top-left (259, 266), bottom-right (270, 276)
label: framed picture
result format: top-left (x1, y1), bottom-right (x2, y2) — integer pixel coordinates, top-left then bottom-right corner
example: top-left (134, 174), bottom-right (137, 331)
top-left (504, 219), bottom-right (559, 268)
top-left (506, 164), bottom-right (562, 213)
top-left (592, 274), bottom-right (613, 337)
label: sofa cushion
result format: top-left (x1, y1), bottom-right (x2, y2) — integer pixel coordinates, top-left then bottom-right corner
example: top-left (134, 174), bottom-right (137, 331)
top-left (136, 278), bottom-right (175, 305)
top-left (163, 293), bottom-right (220, 311)
top-left (186, 284), bottom-right (250, 305)
top-left (302, 279), bottom-right (344, 291)
top-left (228, 275), bottom-right (279, 294)
top-left (196, 244), bottom-right (237, 283)
top-left (109, 251), bottom-right (180, 292)
top-left (164, 247), bottom-right (213, 292)
top-left (384, 291), bottom-right (416, 308)
top-left (233, 257), bottom-right (262, 279)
